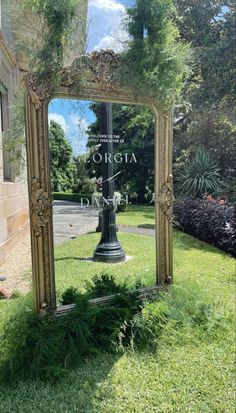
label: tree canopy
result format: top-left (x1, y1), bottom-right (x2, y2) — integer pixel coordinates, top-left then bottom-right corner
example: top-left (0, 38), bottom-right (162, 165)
top-left (112, 0), bottom-right (235, 201)
top-left (123, 0), bottom-right (193, 106)
top-left (49, 120), bottom-right (75, 192)
top-left (173, 0), bottom-right (235, 199)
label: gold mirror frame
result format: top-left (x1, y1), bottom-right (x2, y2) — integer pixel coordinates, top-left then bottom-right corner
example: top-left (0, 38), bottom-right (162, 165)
top-left (24, 50), bottom-right (174, 314)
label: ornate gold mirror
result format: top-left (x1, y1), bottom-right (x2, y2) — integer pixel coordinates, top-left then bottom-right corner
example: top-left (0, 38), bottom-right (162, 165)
top-left (24, 50), bottom-right (173, 314)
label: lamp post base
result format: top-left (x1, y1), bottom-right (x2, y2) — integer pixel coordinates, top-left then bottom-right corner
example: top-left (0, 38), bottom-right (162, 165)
top-left (93, 243), bottom-right (125, 263)
top-left (93, 199), bottom-right (125, 263)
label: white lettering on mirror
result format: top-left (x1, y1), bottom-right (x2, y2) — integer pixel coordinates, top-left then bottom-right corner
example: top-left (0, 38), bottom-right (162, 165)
top-left (81, 153), bottom-right (138, 164)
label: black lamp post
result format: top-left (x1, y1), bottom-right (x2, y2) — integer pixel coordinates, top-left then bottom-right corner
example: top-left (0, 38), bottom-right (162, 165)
top-left (93, 103), bottom-right (125, 263)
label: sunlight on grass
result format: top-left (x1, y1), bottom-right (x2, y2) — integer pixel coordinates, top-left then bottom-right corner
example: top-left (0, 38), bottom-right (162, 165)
top-left (54, 232), bottom-right (156, 299)
top-left (173, 231), bottom-right (235, 310)
top-left (117, 205), bottom-right (155, 227)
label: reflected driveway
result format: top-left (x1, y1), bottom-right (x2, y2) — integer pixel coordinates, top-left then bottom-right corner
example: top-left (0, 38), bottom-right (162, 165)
top-left (53, 200), bottom-right (99, 245)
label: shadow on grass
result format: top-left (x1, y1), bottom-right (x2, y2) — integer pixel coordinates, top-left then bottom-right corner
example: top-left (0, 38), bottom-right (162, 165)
top-left (137, 224), bottom-right (155, 229)
top-left (55, 256), bottom-right (94, 262)
top-left (174, 230), bottom-right (233, 258)
top-left (142, 213), bottom-right (155, 219)
top-left (0, 351), bottom-right (120, 413)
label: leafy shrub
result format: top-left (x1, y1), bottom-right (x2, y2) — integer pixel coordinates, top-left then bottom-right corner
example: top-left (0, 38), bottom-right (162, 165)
top-left (60, 275), bottom-right (128, 305)
top-left (117, 199), bottom-right (127, 213)
top-left (85, 274), bottom-right (128, 299)
top-left (72, 178), bottom-right (96, 195)
top-left (174, 198), bottom-right (236, 257)
top-left (53, 192), bottom-right (92, 203)
top-left (177, 149), bottom-right (222, 198)
top-left (0, 276), bottom-right (142, 383)
top-left (60, 286), bottom-right (80, 305)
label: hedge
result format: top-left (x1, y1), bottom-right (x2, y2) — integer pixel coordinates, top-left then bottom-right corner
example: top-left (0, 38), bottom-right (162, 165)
top-left (174, 198), bottom-right (236, 257)
top-left (53, 192), bottom-right (92, 203)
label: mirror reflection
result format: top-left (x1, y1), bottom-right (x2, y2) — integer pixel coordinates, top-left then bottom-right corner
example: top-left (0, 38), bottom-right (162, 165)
top-left (48, 99), bottom-right (156, 306)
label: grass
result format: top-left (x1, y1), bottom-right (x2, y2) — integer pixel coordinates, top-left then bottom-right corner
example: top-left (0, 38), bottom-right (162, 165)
top-left (0, 205), bottom-right (235, 412)
top-left (117, 205), bottom-right (155, 227)
top-left (54, 232), bottom-right (156, 300)
top-left (0, 343), bottom-right (234, 413)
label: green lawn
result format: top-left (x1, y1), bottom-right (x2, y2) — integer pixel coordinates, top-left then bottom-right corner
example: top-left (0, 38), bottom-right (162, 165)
top-left (117, 205), bottom-right (155, 227)
top-left (54, 232), bottom-right (156, 300)
top-left (0, 206), bottom-right (235, 412)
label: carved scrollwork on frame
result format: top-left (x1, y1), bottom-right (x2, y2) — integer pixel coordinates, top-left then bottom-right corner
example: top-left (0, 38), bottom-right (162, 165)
top-left (31, 177), bottom-right (52, 237)
top-left (24, 74), bottom-right (53, 109)
top-left (60, 49), bottom-right (121, 89)
top-left (24, 51), bottom-right (124, 110)
top-left (24, 50), bottom-right (155, 110)
top-left (157, 175), bottom-right (174, 221)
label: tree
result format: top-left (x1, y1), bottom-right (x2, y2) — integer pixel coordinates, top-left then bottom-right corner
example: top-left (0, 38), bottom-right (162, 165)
top-left (112, 105), bottom-right (155, 203)
top-left (49, 120), bottom-right (75, 192)
top-left (118, 1), bottom-right (235, 200)
top-left (175, 0), bottom-right (235, 109)
top-left (72, 154), bottom-right (96, 194)
top-left (123, 0), bottom-right (192, 107)
top-left (173, 1), bottom-right (235, 199)
top-left (85, 0), bottom-right (192, 203)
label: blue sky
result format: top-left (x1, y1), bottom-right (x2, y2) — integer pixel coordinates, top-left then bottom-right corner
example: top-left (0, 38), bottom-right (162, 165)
top-left (86, 0), bottom-right (135, 52)
top-left (48, 100), bottom-right (96, 155)
top-left (48, 0), bottom-right (135, 155)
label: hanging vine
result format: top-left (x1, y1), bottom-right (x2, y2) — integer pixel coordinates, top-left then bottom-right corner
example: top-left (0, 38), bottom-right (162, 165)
top-left (9, 0), bottom-right (83, 82)
top-left (4, 0), bottom-right (83, 176)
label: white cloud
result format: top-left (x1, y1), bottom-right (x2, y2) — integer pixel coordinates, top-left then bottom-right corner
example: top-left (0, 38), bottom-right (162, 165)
top-left (48, 113), bottom-right (68, 133)
top-left (89, 0), bottom-right (125, 13)
top-left (87, 0), bottom-right (129, 52)
top-left (94, 29), bottom-right (129, 52)
top-left (95, 34), bottom-right (115, 49)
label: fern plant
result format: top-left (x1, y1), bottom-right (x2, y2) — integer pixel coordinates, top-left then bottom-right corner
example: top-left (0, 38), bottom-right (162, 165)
top-left (177, 149), bottom-right (222, 198)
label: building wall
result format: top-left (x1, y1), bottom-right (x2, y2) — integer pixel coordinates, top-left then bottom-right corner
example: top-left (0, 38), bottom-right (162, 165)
top-left (0, 0), bottom-right (88, 265)
top-left (0, 31), bottom-right (29, 265)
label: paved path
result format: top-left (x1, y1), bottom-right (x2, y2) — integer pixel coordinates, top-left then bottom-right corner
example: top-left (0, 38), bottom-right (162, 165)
top-left (53, 201), bottom-right (155, 244)
top-left (53, 200), bottom-right (99, 245)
